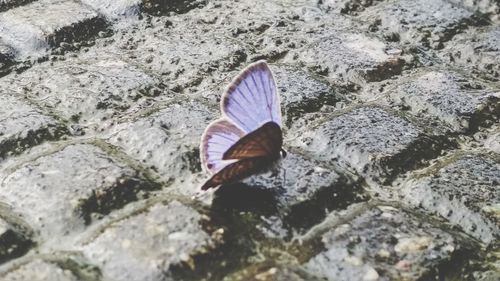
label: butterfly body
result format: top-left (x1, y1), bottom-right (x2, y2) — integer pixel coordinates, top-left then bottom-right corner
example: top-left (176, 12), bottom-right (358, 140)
top-left (200, 61), bottom-right (284, 190)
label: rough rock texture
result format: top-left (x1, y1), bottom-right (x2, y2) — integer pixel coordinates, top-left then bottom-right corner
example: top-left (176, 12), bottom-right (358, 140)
top-left (0, 95), bottom-right (66, 160)
top-left (386, 70), bottom-right (500, 133)
top-left (0, 0), bottom-right (498, 280)
top-left (304, 206), bottom-right (478, 281)
top-left (289, 106), bottom-right (453, 184)
top-left (1, 259), bottom-right (79, 281)
top-left (0, 0), bottom-right (107, 59)
top-left (359, 0), bottom-right (480, 49)
top-left (400, 153), bottom-right (500, 244)
top-left (0, 144), bottom-right (156, 242)
top-left (81, 201), bottom-right (214, 281)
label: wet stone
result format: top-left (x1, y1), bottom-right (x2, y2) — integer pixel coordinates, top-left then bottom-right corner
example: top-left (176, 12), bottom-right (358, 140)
top-left (484, 125), bottom-right (500, 154)
top-left (81, 200), bottom-right (214, 281)
top-left (448, 0), bottom-right (500, 20)
top-left (400, 154), bottom-right (500, 244)
top-left (141, 0), bottom-right (207, 15)
top-left (214, 152), bottom-right (367, 233)
top-left (81, 0), bottom-right (142, 20)
top-left (2, 52), bottom-right (161, 130)
top-left (387, 70), bottom-right (500, 133)
top-left (187, 0), bottom-right (353, 62)
top-left (111, 17), bottom-right (247, 92)
top-left (360, 0), bottom-right (476, 49)
top-left (0, 144), bottom-right (156, 241)
top-left (0, 0), bottom-right (108, 59)
top-left (289, 106), bottom-right (452, 185)
top-left (0, 259), bottom-right (79, 281)
top-left (290, 33), bottom-right (405, 83)
top-left (225, 264), bottom-right (314, 281)
top-left (0, 95), bottom-right (66, 161)
top-left (0, 40), bottom-right (14, 66)
top-left (304, 206), bottom-right (477, 281)
top-left (270, 64), bottom-right (345, 126)
top-left (439, 28), bottom-right (500, 83)
top-left (0, 218), bottom-right (33, 264)
top-left (320, 0), bottom-right (384, 15)
top-left (107, 101), bottom-right (213, 185)
top-left (0, 0), bottom-right (34, 12)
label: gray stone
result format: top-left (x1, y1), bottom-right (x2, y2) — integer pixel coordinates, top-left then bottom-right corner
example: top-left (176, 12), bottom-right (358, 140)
top-left (213, 152), bottom-right (367, 234)
top-left (271, 64), bottom-right (345, 126)
top-left (0, 216), bottom-right (32, 264)
top-left (0, 40), bottom-right (14, 66)
top-left (1, 52), bottom-right (161, 131)
top-left (320, 0), bottom-right (384, 15)
top-left (225, 264), bottom-right (317, 281)
top-left (360, 0), bottom-right (476, 49)
top-left (0, 0), bottom-right (33, 12)
top-left (387, 70), bottom-right (500, 133)
top-left (141, 0), bottom-right (207, 15)
top-left (0, 259), bottom-right (79, 281)
top-left (0, 95), bottom-right (66, 161)
top-left (107, 101), bottom-right (213, 188)
top-left (289, 106), bottom-right (453, 184)
top-left (81, 200), bottom-right (214, 281)
top-left (304, 206), bottom-right (478, 281)
top-left (484, 124), bottom-right (500, 154)
top-left (190, 0), bottom-right (353, 62)
top-left (0, 0), bottom-right (107, 59)
top-left (82, 0), bottom-right (141, 20)
top-left (289, 32), bottom-right (406, 83)
top-left (439, 28), bottom-right (500, 83)
top-left (100, 16), bottom-right (246, 93)
top-left (448, 0), bottom-right (500, 20)
top-left (400, 154), bottom-right (500, 244)
top-left (0, 144), bottom-right (156, 242)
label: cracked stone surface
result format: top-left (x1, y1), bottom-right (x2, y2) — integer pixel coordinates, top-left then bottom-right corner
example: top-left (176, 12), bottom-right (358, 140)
top-left (0, 0), bottom-right (498, 280)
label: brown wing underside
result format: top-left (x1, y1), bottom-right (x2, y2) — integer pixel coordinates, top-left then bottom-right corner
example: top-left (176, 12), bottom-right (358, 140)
top-left (223, 121), bottom-right (282, 160)
top-left (201, 157), bottom-right (270, 190)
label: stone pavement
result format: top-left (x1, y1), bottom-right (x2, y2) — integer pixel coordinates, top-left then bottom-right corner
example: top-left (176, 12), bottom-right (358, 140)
top-left (0, 0), bottom-right (498, 280)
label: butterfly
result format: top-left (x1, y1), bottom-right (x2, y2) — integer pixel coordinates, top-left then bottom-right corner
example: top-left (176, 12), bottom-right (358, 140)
top-left (199, 60), bottom-right (286, 190)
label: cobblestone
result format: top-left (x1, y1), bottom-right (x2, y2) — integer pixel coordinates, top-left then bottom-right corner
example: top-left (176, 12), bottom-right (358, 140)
top-left (0, 0), bottom-right (107, 60)
top-left (216, 151), bottom-right (367, 234)
top-left (400, 153), bottom-right (500, 244)
top-left (81, 200), bottom-right (214, 281)
top-left (386, 69), bottom-right (500, 133)
top-left (0, 216), bottom-right (32, 264)
top-left (0, 0), bottom-right (33, 12)
top-left (439, 27), bottom-right (500, 83)
top-left (289, 106), bottom-right (453, 184)
top-left (107, 101), bottom-right (213, 188)
top-left (288, 32), bottom-right (406, 83)
top-left (0, 0), bottom-right (498, 279)
top-left (0, 144), bottom-right (156, 242)
top-left (0, 94), bottom-right (66, 161)
top-left (304, 206), bottom-right (478, 281)
top-left (82, 0), bottom-right (141, 20)
top-left (360, 0), bottom-right (478, 49)
top-left (1, 52), bottom-right (161, 131)
top-left (1, 259), bottom-right (79, 281)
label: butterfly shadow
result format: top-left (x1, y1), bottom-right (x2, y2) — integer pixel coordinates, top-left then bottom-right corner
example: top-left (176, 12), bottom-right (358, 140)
top-left (211, 182), bottom-right (280, 216)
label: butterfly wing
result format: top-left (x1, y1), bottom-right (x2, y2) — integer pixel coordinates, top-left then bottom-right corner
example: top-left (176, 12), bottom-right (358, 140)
top-left (223, 121), bottom-right (282, 160)
top-left (200, 118), bottom-right (245, 173)
top-left (201, 157), bottom-right (270, 190)
top-left (221, 60), bottom-right (282, 134)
